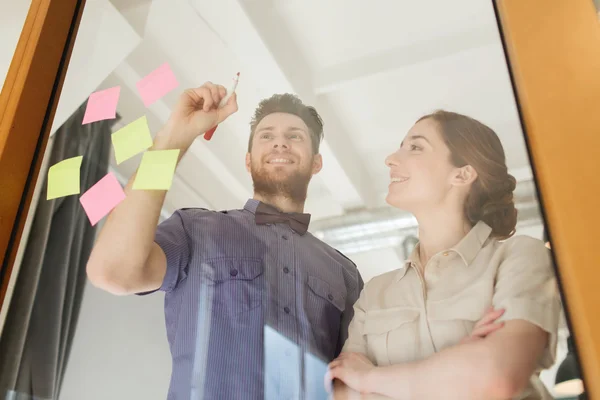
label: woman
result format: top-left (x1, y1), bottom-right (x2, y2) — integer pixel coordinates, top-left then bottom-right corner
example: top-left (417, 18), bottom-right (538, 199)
top-left (329, 111), bottom-right (560, 400)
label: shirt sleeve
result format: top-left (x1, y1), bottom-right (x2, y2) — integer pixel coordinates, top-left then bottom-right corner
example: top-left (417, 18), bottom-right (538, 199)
top-left (136, 210), bottom-right (191, 295)
top-left (492, 236), bottom-right (561, 368)
top-left (341, 279), bottom-right (369, 356)
top-left (336, 271), bottom-right (365, 356)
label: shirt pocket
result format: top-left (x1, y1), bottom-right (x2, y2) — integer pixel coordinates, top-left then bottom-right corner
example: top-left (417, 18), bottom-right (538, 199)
top-left (364, 308), bottom-right (420, 365)
top-left (203, 258), bottom-right (264, 315)
top-left (306, 275), bottom-right (346, 348)
top-left (427, 283), bottom-right (490, 350)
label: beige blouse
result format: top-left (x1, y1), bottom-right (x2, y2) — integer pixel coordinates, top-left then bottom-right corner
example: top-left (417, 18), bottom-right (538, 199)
top-left (343, 221), bottom-right (561, 400)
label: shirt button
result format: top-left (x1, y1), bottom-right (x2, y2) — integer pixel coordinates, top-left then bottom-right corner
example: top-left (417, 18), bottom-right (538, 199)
top-left (284, 306), bottom-right (290, 314)
top-left (282, 235), bottom-right (288, 240)
top-left (327, 294), bottom-right (334, 301)
top-left (230, 269), bottom-right (238, 277)
top-left (283, 267), bottom-right (290, 274)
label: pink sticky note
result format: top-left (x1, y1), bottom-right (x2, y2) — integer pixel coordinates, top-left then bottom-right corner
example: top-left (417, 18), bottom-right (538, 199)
top-left (82, 86), bottom-right (121, 125)
top-left (79, 172), bottom-right (126, 226)
top-left (136, 62), bottom-right (179, 107)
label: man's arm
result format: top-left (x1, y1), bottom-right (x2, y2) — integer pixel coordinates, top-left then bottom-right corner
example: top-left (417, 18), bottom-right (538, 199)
top-left (336, 270), bottom-right (364, 356)
top-left (362, 320), bottom-right (547, 400)
top-left (86, 83), bottom-right (238, 295)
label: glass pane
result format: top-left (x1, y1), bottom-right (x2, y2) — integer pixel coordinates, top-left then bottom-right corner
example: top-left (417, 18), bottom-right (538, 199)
top-left (0, 0), bottom-right (33, 93)
top-left (0, 1), bottom-right (585, 399)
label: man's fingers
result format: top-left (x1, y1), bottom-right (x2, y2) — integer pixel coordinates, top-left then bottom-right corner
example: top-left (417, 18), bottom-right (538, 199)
top-left (202, 81), bottom-right (221, 106)
top-left (217, 92), bottom-right (238, 122)
top-left (188, 86), bottom-right (213, 112)
top-left (217, 85), bottom-right (227, 99)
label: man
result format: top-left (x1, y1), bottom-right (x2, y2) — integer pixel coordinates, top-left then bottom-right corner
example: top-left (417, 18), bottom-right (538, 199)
top-left (86, 82), bottom-right (363, 399)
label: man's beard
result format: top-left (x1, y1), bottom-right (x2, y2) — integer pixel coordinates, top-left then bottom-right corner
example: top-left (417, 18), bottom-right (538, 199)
top-left (251, 162), bottom-right (312, 204)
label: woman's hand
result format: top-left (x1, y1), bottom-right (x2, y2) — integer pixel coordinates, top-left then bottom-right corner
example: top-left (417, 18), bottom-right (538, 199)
top-left (328, 352), bottom-right (376, 394)
top-left (460, 306), bottom-right (505, 345)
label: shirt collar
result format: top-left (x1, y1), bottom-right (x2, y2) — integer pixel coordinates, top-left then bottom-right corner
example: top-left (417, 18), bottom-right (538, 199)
top-left (396, 221), bottom-right (492, 281)
top-left (244, 199), bottom-right (261, 214)
top-left (451, 220), bottom-right (493, 265)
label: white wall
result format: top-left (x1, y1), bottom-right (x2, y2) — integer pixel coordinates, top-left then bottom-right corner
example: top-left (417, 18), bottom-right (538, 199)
top-left (60, 281), bottom-right (171, 400)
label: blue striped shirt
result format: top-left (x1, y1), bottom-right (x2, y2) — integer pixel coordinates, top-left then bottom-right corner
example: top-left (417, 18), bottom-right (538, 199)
top-left (145, 199), bottom-right (363, 400)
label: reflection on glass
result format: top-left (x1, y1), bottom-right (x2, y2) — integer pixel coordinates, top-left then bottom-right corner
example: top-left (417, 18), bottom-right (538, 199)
top-left (0, 1), bottom-right (584, 400)
top-left (264, 326), bottom-right (301, 400)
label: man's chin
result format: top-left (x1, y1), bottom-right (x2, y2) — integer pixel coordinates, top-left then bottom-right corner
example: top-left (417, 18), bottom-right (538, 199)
top-left (262, 170), bottom-right (295, 182)
top-left (252, 167), bottom-right (312, 201)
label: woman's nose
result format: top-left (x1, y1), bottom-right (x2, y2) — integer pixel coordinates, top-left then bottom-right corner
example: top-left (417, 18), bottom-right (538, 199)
top-left (385, 152), bottom-right (398, 167)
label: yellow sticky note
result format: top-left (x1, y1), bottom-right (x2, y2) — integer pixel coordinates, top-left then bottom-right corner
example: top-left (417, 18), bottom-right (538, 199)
top-left (132, 149), bottom-right (180, 190)
top-left (111, 116), bottom-right (153, 164)
top-left (47, 156), bottom-right (83, 200)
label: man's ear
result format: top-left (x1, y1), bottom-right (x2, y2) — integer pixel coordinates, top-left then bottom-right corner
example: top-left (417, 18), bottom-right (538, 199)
top-left (245, 153), bottom-right (251, 173)
top-left (451, 165), bottom-right (477, 187)
top-left (312, 154), bottom-right (323, 175)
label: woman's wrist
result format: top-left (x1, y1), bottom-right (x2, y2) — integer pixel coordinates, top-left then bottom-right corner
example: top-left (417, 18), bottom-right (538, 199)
top-left (363, 365), bottom-right (380, 394)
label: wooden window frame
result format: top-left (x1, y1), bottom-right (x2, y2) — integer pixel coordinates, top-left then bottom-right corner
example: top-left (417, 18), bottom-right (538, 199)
top-left (0, 0), bottom-right (86, 306)
top-left (495, 1), bottom-right (600, 397)
top-left (0, 0), bottom-right (598, 397)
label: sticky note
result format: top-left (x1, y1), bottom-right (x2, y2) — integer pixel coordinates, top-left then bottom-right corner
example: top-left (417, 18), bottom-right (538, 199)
top-left (47, 156), bottom-right (83, 200)
top-left (132, 149), bottom-right (180, 190)
top-left (111, 116), bottom-right (153, 164)
top-left (82, 86), bottom-right (120, 125)
top-left (79, 172), bottom-right (126, 226)
top-left (136, 62), bottom-right (179, 107)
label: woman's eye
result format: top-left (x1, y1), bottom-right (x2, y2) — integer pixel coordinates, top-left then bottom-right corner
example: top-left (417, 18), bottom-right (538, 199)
top-left (410, 144), bottom-right (422, 151)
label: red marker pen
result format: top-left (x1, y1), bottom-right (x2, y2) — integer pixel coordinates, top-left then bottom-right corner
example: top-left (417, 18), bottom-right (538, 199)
top-left (204, 72), bottom-right (240, 141)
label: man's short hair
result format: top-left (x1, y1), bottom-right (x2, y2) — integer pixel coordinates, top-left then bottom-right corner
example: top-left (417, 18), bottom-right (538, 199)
top-left (248, 93), bottom-right (324, 154)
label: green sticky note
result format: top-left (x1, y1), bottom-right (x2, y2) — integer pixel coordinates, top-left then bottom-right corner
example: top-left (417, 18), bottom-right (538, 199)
top-left (132, 149), bottom-right (180, 190)
top-left (47, 156), bottom-right (83, 200)
top-left (111, 116), bottom-right (153, 164)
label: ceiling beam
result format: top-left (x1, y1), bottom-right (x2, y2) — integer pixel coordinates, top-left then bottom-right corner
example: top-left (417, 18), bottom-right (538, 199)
top-left (191, 0), bottom-right (379, 209)
top-left (313, 26), bottom-right (500, 95)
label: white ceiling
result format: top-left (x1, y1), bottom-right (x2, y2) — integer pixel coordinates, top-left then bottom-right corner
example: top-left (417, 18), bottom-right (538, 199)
top-left (99, 0), bottom-right (532, 216)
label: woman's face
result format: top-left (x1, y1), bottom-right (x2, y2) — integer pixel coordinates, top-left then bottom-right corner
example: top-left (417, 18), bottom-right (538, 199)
top-left (385, 118), bottom-right (461, 212)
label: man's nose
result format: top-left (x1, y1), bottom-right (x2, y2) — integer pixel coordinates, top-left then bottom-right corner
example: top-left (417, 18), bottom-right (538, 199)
top-left (273, 137), bottom-right (289, 149)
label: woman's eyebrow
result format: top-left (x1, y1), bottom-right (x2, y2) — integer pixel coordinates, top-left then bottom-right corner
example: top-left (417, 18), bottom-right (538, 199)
top-left (401, 135), bottom-right (430, 147)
